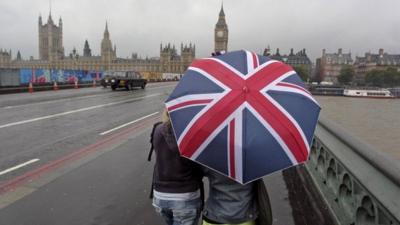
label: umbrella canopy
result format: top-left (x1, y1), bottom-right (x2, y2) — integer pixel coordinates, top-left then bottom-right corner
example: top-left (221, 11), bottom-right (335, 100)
top-left (165, 50), bottom-right (320, 184)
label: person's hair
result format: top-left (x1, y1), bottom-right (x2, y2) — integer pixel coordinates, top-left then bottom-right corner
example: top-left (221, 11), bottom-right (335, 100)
top-left (162, 109), bottom-right (171, 127)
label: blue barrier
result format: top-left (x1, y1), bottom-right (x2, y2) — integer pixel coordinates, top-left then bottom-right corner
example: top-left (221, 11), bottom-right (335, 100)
top-left (19, 69), bottom-right (103, 84)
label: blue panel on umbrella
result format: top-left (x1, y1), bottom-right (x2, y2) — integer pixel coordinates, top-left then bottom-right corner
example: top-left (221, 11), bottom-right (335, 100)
top-left (214, 50), bottom-right (248, 75)
top-left (243, 108), bottom-right (293, 183)
top-left (268, 91), bottom-right (320, 146)
top-left (196, 126), bottom-right (229, 176)
top-left (258, 55), bottom-right (270, 65)
top-left (169, 105), bottom-right (206, 139)
top-left (282, 74), bottom-right (306, 87)
top-left (166, 70), bottom-right (224, 102)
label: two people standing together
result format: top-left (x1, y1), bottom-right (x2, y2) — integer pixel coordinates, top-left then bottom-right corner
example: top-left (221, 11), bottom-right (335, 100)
top-left (149, 110), bottom-right (271, 225)
top-left (148, 49), bottom-right (320, 225)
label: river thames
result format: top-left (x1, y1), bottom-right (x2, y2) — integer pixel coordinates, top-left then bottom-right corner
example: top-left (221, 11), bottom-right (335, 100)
top-left (315, 96), bottom-right (400, 161)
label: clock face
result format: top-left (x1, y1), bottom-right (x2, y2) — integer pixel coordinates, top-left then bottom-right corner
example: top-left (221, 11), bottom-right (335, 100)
top-left (217, 30), bottom-right (224, 38)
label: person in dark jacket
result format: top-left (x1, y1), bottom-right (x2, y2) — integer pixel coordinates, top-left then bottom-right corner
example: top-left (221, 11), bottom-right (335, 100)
top-left (151, 109), bottom-right (203, 225)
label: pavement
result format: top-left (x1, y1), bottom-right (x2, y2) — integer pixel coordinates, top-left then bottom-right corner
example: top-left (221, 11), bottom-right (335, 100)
top-left (0, 82), bottom-right (334, 225)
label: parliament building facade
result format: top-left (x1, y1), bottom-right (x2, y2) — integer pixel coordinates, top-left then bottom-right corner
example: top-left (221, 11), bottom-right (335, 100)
top-left (0, 12), bottom-right (196, 77)
top-left (0, 5), bottom-right (231, 78)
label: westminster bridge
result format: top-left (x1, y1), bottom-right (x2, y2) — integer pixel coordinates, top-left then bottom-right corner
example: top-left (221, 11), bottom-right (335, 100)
top-left (0, 83), bottom-right (398, 225)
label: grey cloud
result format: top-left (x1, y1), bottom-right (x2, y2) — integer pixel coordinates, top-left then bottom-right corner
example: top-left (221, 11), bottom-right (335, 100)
top-left (1, 0), bottom-right (400, 61)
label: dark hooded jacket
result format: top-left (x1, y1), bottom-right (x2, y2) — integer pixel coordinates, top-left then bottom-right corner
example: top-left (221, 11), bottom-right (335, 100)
top-left (152, 122), bottom-right (203, 193)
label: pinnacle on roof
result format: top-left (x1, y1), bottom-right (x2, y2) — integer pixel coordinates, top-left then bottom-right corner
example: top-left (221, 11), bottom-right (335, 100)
top-left (104, 21), bottom-right (110, 37)
top-left (47, 11), bottom-right (53, 24)
top-left (219, 2), bottom-right (225, 17)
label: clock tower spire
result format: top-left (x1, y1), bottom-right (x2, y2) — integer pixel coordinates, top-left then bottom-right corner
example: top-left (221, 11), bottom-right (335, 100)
top-left (214, 3), bottom-right (228, 52)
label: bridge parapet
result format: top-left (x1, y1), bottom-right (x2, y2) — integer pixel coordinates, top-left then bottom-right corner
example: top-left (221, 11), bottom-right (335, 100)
top-left (306, 117), bottom-right (400, 225)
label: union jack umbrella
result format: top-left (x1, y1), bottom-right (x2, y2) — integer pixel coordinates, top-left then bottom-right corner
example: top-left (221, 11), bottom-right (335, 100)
top-left (165, 50), bottom-right (320, 184)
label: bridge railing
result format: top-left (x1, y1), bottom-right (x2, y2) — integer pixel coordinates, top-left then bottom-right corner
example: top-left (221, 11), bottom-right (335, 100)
top-left (306, 116), bottom-right (400, 225)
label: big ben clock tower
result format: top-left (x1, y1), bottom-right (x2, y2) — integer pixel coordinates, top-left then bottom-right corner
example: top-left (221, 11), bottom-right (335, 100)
top-left (214, 4), bottom-right (228, 52)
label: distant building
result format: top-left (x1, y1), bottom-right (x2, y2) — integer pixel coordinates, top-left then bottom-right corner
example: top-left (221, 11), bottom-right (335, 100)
top-left (214, 4), bottom-right (228, 52)
top-left (160, 43), bottom-right (195, 73)
top-left (353, 49), bottom-right (400, 84)
top-left (83, 40), bottom-right (92, 57)
top-left (316, 48), bottom-right (353, 84)
top-left (263, 47), bottom-right (312, 78)
top-left (0, 49), bottom-right (11, 66)
top-left (0, 12), bottom-right (196, 75)
top-left (38, 13), bottom-right (64, 61)
top-left (16, 51), bottom-right (22, 61)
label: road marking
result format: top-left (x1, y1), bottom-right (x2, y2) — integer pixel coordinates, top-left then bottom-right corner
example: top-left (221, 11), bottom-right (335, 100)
top-left (0, 93), bottom-right (161, 129)
top-left (99, 112), bottom-right (159, 135)
top-left (2, 94), bottom-right (105, 109)
top-left (149, 84), bottom-right (176, 90)
top-left (0, 114), bottom-right (158, 198)
top-left (2, 84), bottom-right (176, 109)
top-left (1, 83), bottom-right (175, 109)
top-left (0, 159), bottom-right (40, 176)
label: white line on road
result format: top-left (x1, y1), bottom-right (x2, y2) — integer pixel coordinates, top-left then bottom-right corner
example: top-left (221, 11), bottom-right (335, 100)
top-left (0, 159), bottom-right (40, 176)
top-left (0, 93), bottom-right (161, 129)
top-left (99, 111), bottom-right (159, 135)
top-left (149, 84), bottom-right (177, 90)
top-left (2, 94), bottom-right (106, 109)
top-left (2, 84), bottom-right (175, 109)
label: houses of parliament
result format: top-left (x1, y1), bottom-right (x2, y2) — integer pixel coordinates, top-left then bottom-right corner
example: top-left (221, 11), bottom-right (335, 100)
top-left (0, 5), bottom-right (229, 76)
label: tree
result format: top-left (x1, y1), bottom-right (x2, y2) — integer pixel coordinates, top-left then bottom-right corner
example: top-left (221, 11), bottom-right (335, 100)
top-left (365, 67), bottom-right (400, 87)
top-left (383, 67), bottom-right (398, 87)
top-left (365, 69), bottom-right (384, 87)
top-left (293, 65), bottom-right (309, 82)
top-left (338, 65), bottom-right (355, 85)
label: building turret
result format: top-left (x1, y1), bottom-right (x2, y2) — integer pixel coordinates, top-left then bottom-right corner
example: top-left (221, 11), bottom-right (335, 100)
top-left (101, 22), bottom-right (116, 64)
top-left (16, 50), bottom-right (22, 61)
top-left (104, 22), bottom-right (110, 39)
top-left (263, 45), bottom-right (271, 56)
top-left (0, 49), bottom-right (12, 65)
top-left (219, 3), bottom-right (225, 17)
top-left (83, 40), bottom-right (92, 57)
top-left (47, 12), bottom-right (53, 24)
top-left (214, 3), bottom-right (229, 52)
top-left (181, 43), bottom-right (196, 71)
top-left (39, 14), bottom-right (42, 26)
top-left (38, 11), bottom-right (64, 61)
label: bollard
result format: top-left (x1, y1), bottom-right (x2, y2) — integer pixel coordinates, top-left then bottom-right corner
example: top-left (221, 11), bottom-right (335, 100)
top-left (28, 82), bottom-right (34, 93)
top-left (53, 81), bottom-right (59, 91)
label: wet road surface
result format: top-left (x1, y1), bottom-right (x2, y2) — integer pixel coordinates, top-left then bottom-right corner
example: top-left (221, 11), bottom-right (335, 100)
top-left (0, 83), bottom-right (332, 225)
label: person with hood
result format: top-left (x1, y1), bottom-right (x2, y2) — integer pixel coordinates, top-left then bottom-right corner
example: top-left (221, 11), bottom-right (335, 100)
top-left (149, 109), bottom-right (203, 225)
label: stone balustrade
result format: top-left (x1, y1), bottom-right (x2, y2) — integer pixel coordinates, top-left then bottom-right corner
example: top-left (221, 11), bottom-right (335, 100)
top-left (306, 117), bottom-right (400, 225)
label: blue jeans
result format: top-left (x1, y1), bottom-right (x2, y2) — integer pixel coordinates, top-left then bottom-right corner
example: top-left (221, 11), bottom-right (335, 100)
top-left (153, 197), bottom-right (202, 225)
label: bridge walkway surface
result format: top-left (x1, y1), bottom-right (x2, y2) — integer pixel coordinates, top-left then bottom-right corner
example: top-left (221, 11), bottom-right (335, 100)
top-left (0, 84), bottom-right (344, 225)
top-left (0, 123), bottom-right (335, 225)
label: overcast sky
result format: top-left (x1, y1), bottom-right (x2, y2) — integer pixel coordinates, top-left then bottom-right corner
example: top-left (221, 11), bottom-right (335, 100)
top-left (1, 0), bottom-right (400, 62)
